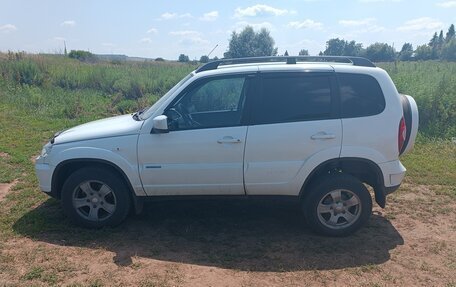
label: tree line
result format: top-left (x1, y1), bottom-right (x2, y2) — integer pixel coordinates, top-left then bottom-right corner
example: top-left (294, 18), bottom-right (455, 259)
top-left (318, 24), bottom-right (455, 62)
top-left (180, 24), bottom-right (456, 63)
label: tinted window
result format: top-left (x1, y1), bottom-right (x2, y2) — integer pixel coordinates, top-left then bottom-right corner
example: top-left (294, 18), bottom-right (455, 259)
top-left (338, 73), bottom-right (385, 118)
top-left (254, 74), bottom-right (332, 124)
top-left (165, 76), bottom-right (247, 130)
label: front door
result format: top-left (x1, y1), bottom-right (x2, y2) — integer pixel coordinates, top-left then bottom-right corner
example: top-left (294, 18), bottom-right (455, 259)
top-left (138, 74), bottom-right (254, 196)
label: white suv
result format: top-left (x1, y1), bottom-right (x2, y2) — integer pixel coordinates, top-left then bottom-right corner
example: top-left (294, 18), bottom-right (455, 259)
top-left (35, 56), bottom-right (418, 236)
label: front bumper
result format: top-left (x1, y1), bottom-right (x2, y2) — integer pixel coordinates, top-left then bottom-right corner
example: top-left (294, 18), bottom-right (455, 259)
top-left (35, 156), bottom-right (55, 194)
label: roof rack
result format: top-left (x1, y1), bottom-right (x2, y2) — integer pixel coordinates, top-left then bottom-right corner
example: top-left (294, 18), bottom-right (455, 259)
top-left (195, 56), bottom-right (375, 73)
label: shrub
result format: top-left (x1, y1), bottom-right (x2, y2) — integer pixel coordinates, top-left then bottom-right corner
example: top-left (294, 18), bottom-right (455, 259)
top-left (68, 50), bottom-right (97, 63)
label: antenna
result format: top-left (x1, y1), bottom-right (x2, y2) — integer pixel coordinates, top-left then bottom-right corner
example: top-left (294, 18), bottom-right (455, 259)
top-left (207, 44), bottom-right (218, 58)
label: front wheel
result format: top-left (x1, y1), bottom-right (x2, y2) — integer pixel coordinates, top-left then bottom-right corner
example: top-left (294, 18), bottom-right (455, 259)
top-left (61, 167), bottom-right (131, 228)
top-left (303, 174), bottom-right (372, 236)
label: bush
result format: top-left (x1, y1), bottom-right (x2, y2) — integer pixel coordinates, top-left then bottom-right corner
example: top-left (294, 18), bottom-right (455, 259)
top-left (68, 50), bottom-right (96, 63)
top-left (178, 54), bottom-right (189, 62)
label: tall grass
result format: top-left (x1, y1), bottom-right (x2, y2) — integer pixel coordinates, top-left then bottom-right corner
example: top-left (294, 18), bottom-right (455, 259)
top-left (379, 61), bottom-right (456, 138)
top-left (0, 54), bottom-right (455, 138)
top-left (0, 54), bottom-right (196, 116)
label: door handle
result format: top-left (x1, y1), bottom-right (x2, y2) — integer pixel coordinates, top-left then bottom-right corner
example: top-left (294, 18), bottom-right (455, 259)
top-left (311, 132), bottom-right (336, 140)
top-left (217, 136), bottom-right (241, 144)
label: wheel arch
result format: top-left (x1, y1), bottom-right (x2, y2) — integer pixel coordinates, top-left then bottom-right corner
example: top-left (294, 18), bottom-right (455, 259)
top-left (299, 157), bottom-right (387, 207)
top-left (51, 158), bottom-right (143, 213)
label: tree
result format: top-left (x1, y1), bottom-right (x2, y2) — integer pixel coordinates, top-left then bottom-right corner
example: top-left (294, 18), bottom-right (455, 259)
top-left (323, 38), bottom-right (346, 56)
top-left (323, 38), bottom-right (363, 56)
top-left (446, 24), bottom-right (455, 43)
top-left (284, 50), bottom-right (289, 56)
top-left (429, 32), bottom-right (438, 47)
top-left (199, 55), bottom-right (209, 63)
top-left (224, 26), bottom-right (278, 58)
top-left (414, 44), bottom-right (433, 60)
top-left (438, 30), bottom-right (444, 46)
top-left (298, 49), bottom-right (309, 56)
top-left (178, 54), bottom-right (189, 62)
top-left (399, 43), bottom-right (414, 61)
top-left (345, 40), bottom-right (364, 56)
top-left (441, 38), bottom-right (456, 61)
top-left (365, 43), bottom-right (396, 62)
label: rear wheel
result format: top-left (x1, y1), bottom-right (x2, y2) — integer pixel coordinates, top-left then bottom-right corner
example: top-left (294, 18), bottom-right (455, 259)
top-left (303, 174), bottom-right (372, 236)
top-left (61, 167), bottom-right (131, 228)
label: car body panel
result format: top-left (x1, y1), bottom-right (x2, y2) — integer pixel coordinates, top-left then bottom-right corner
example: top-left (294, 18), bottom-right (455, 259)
top-left (137, 126), bottom-right (248, 196)
top-left (244, 120), bottom-right (342, 195)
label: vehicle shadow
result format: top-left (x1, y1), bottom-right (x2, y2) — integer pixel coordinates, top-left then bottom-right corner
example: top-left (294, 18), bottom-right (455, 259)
top-left (13, 198), bottom-right (403, 272)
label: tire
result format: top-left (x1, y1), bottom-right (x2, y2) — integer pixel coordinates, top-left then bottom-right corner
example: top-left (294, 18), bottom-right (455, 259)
top-left (303, 173), bottom-right (372, 236)
top-left (61, 167), bottom-right (131, 228)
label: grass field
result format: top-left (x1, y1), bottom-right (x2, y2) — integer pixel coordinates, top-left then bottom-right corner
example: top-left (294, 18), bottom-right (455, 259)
top-left (0, 55), bottom-right (455, 286)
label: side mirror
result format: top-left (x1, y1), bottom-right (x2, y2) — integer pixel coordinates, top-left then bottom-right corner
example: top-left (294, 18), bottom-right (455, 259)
top-left (152, 115), bottom-right (169, 133)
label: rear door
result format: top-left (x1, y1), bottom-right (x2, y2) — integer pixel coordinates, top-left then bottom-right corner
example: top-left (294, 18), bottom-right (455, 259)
top-left (244, 72), bottom-right (342, 195)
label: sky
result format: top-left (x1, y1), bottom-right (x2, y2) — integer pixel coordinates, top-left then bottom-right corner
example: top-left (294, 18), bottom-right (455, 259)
top-left (1, 0), bottom-right (455, 60)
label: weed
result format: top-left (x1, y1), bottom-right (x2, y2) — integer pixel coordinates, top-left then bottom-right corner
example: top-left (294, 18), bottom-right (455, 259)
top-left (22, 266), bottom-right (44, 280)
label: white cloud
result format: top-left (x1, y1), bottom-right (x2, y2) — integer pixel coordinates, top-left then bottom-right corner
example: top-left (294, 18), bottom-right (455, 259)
top-left (437, 1), bottom-right (456, 7)
top-left (102, 43), bottom-right (115, 47)
top-left (338, 18), bottom-right (385, 36)
top-left (0, 24), bottom-right (17, 33)
top-left (61, 20), bottom-right (76, 27)
top-left (159, 12), bottom-right (177, 20)
top-left (147, 27), bottom-right (158, 34)
top-left (180, 37), bottom-right (210, 45)
top-left (339, 18), bottom-right (376, 26)
top-left (170, 30), bottom-right (200, 36)
top-left (199, 11), bottom-right (219, 22)
top-left (139, 37), bottom-right (152, 44)
top-left (397, 17), bottom-right (444, 32)
top-left (53, 36), bottom-right (65, 41)
top-left (234, 4), bottom-right (289, 18)
top-left (157, 12), bottom-right (193, 20)
top-left (232, 21), bottom-right (275, 32)
top-left (287, 19), bottom-right (323, 30)
top-left (169, 30), bottom-right (209, 45)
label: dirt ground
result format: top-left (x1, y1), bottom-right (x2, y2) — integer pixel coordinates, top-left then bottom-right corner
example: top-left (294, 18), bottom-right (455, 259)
top-left (0, 184), bottom-right (455, 287)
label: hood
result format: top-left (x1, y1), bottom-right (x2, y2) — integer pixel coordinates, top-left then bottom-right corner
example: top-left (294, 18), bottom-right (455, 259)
top-left (53, 114), bottom-right (143, 144)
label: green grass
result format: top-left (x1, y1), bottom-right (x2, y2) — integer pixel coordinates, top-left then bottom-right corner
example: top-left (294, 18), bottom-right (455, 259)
top-left (401, 137), bottom-right (456, 188)
top-left (0, 55), bottom-right (455, 242)
top-left (379, 61), bottom-right (456, 138)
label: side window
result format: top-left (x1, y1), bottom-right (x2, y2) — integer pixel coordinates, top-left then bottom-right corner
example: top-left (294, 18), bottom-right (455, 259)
top-left (189, 77), bottom-right (245, 113)
top-left (338, 73), bottom-right (386, 118)
top-left (165, 76), bottom-right (248, 130)
top-left (253, 74), bottom-right (332, 124)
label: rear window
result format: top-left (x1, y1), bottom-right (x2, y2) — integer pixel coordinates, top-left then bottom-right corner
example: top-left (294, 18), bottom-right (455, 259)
top-left (338, 73), bottom-right (385, 118)
top-left (253, 74), bottom-right (332, 124)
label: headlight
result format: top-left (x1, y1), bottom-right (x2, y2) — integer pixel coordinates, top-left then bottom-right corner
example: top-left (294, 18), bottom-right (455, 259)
top-left (40, 142), bottom-right (52, 157)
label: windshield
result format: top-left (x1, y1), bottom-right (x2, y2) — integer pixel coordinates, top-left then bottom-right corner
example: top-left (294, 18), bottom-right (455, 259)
top-left (139, 72), bottom-right (194, 120)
